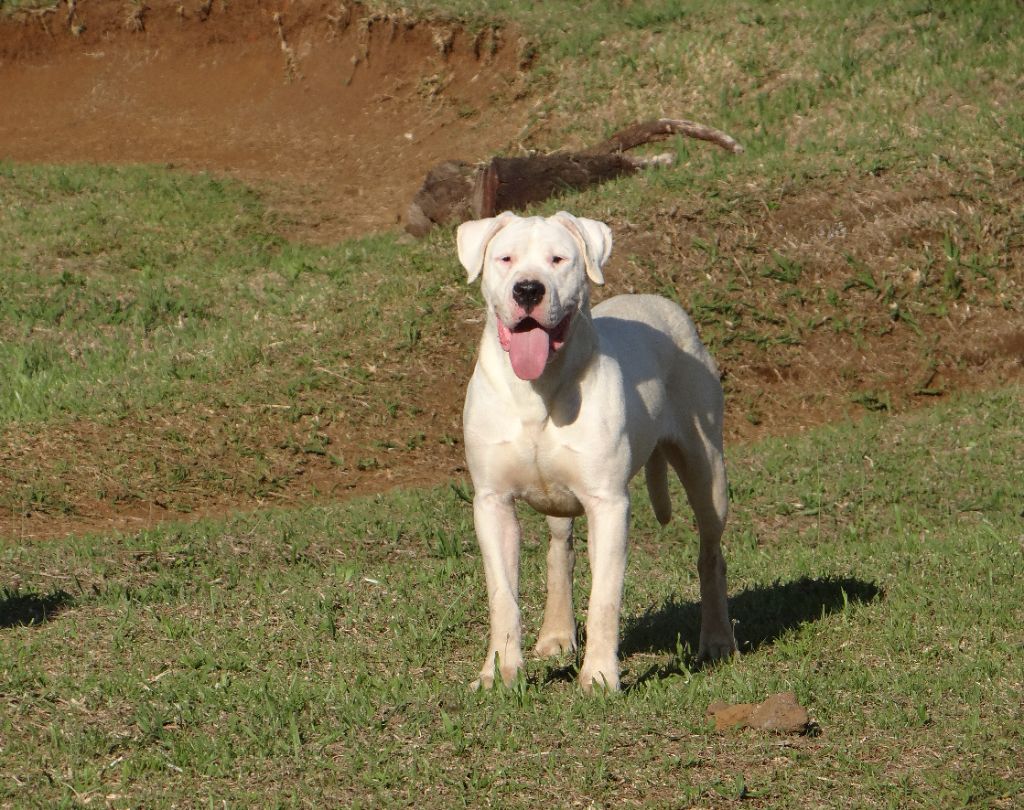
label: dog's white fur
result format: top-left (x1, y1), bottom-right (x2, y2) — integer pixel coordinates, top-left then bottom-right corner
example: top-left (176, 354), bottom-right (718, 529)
top-left (458, 211), bottom-right (737, 691)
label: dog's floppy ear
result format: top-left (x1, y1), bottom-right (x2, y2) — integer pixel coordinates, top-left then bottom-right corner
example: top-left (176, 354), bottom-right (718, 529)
top-left (456, 212), bottom-right (516, 284)
top-left (551, 211), bottom-right (612, 285)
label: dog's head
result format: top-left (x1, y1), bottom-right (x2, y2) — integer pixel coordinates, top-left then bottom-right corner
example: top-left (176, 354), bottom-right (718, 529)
top-left (456, 211), bottom-right (612, 381)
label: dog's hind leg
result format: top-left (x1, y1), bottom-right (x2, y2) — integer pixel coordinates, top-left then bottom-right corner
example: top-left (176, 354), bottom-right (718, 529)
top-left (664, 438), bottom-right (738, 663)
top-left (536, 516), bottom-right (578, 657)
top-left (645, 445), bottom-right (673, 526)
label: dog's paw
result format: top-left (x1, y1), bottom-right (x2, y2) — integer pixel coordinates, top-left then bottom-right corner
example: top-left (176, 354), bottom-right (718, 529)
top-left (470, 656), bottom-right (524, 690)
top-left (578, 662), bottom-right (620, 694)
top-left (697, 633), bottom-right (739, 666)
top-left (469, 673), bottom-right (493, 691)
top-left (535, 631), bottom-right (577, 658)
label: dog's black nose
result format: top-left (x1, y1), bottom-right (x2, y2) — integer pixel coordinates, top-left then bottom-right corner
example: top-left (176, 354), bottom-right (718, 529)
top-left (512, 279), bottom-right (545, 309)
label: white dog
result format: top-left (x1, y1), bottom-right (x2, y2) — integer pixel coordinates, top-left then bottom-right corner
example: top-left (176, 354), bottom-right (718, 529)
top-left (457, 211), bottom-right (737, 692)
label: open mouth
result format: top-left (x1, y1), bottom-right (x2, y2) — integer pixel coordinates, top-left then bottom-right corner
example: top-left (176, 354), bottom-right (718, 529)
top-left (497, 313), bottom-right (573, 381)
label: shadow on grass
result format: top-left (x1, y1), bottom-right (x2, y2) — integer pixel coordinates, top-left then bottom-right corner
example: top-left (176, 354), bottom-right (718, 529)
top-left (0, 588), bottom-right (75, 628)
top-left (621, 575), bottom-right (881, 686)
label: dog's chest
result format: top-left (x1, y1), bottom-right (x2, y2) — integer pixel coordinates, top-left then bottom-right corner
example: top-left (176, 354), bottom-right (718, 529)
top-left (499, 422), bottom-right (585, 517)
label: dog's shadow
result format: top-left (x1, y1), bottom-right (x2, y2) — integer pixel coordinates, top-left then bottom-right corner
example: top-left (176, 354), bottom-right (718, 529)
top-left (619, 575), bottom-right (882, 687)
top-left (0, 588), bottom-right (75, 629)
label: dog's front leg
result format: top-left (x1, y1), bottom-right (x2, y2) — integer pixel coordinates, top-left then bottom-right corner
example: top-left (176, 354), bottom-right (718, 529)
top-left (471, 492), bottom-right (525, 689)
top-left (579, 496), bottom-right (631, 692)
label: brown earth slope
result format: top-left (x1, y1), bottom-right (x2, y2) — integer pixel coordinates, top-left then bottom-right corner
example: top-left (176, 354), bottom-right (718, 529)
top-left (0, 0), bottom-right (529, 242)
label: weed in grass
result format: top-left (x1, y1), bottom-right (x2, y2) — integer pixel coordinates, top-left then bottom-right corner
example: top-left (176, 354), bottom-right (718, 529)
top-left (765, 253), bottom-right (802, 288)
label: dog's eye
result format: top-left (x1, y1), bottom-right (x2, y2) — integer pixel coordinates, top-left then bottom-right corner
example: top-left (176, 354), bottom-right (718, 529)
top-left (551, 255), bottom-right (565, 265)
top-left (497, 255), bottom-right (513, 264)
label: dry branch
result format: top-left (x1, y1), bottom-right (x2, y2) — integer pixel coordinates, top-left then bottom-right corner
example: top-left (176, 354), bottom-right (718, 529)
top-left (583, 117), bottom-right (744, 156)
top-left (405, 117), bottom-right (743, 237)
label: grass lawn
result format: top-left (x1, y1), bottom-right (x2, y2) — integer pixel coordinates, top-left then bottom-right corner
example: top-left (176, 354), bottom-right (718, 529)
top-left (2, 389), bottom-right (1022, 807)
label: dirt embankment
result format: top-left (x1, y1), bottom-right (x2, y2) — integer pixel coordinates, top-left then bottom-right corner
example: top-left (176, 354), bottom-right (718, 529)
top-left (0, 0), bottom-right (531, 242)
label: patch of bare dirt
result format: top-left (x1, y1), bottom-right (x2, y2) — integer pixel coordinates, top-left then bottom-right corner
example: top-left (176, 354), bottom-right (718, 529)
top-left (0, 0), bottom-right (529, 242)
top-left (608, 168), bottom-right (1024, 443)
top-left (0, 378), bottom-right (471, 542)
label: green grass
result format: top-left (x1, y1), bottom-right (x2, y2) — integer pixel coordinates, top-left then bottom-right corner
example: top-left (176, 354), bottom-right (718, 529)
top-left (0, 162), bottom-right (466, 425)
top-left (0, 162), bottom-right (476, 512)
top-left (2, 388), bottom-right (1021, 807)
top-left (0, 0), bottom-right (52, 12)
top-left (402, 1), bottom-right (1023, 168)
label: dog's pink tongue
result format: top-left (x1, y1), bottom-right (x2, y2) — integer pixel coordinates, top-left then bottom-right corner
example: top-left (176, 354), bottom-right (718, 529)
top-left (508, 325), bottom-right (550, 380)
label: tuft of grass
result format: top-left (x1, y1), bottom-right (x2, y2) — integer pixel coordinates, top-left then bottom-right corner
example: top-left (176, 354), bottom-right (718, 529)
top-left (1, 387), bottom-right (1022, 806)
top-left (0, 163), bottom-right (473, 428)
top-left (0, 0), bottom-right (55, 13)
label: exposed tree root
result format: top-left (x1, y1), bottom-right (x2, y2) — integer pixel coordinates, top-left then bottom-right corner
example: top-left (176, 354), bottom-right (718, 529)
top-left (405, 117), bottom-right (744, 236)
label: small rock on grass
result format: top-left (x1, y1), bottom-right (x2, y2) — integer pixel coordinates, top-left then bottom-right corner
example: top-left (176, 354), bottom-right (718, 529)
top-left (706, 691), bottom-right (814, 734)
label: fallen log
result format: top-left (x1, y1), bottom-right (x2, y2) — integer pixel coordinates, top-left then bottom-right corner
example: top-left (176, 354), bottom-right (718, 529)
top-left (405, 117), bottom-right (743, 236)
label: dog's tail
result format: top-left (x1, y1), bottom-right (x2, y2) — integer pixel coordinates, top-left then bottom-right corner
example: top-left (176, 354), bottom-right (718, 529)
top-left (645, 446), bottom-right (673, 526)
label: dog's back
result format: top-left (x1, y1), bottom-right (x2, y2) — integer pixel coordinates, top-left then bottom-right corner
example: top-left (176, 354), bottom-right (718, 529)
top-left (592, 294), bottom-right (726, 527)
top-left (592, 293), bottom-right (722, 416)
